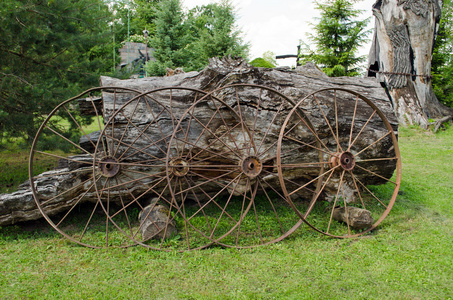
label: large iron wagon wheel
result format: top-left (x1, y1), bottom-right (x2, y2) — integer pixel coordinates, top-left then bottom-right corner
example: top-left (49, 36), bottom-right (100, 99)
top-left (277, 88), bottom-right (402, 238)
top-left (166, 84), bottom-right (307, 249)
top-left (93, 87), bottom-right (212, 250)
top-left (29, 87), bottom-right (144, 248)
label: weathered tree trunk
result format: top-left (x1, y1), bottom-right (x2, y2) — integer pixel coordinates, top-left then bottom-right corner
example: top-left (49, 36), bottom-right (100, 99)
top-left (368, 0), bottom-right (453, 127)
top-left (0, 58), bottom-right (398, 226)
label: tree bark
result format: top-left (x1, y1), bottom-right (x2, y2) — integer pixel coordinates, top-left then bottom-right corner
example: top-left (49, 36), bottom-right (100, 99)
top-left (368, 0), bottom-right (453, 127)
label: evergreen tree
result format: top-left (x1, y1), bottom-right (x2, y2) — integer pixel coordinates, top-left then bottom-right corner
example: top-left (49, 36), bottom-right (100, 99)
top-left (432, 0), bottom-right (453, 108)
top-left (186, 0), bottom-right (249, 70)
top-left (0, 0), bottom-right (113, 144)
top-left (145, 0), bottom-right (249, 75)
top-left (145, 0), bottom-right (191, 76)
top-left (301, 0), bottom-right (370, 77)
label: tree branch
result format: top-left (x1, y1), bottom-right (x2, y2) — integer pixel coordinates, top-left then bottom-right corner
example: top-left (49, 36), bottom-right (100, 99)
top-left (429, 116), bottom-right (452, 132)
top-left (0, 72), bottom-right (33, 86)
top-left (0, 47), bottom-right (93, 77)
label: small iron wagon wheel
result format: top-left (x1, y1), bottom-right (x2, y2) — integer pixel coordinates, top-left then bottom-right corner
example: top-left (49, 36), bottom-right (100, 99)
top-left (166, 84), bottom-right (304, 249)
top-left (93, 87), bottom-right (211, 250)
top-left (29, 87), bottom-right (144, 248)
top-left (277, 88), bottom-right (402, 238)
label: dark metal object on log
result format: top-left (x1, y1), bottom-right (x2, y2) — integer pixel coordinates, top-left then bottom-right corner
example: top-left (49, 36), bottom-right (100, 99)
top-left (0, 58), bottom-right (402, 250)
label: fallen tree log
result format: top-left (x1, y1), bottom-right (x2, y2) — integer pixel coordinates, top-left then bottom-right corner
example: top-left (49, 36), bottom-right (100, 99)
top-left (0, 58), bottom-right (400, 248)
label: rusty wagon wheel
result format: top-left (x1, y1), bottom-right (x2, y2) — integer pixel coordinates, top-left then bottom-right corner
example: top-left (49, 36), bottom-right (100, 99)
top-left (166, 84), bottom-right (306, 249)
top-left (29, 87), bottom-right (145, 248)
top-left (92, 87), bottom-right (214, 250)
top-left (277, 88), bottom-right (402, 238)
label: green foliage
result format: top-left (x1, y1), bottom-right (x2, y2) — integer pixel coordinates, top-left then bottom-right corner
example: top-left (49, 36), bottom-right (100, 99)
top-left (185, 0), bottom-right (250, 70)
top-left (144, 0), bottom-right (249, 75)
top-left (144, 0), bottom-right (191, 76)
top-left (432, 0), bottom-right (453, 108)
top-left (111, 0), bottom-right (161, 45)
top-left (262, 50), bottom-right (277, 66)
top-left (250, 51), bottom-right (277, 68)
top-left (0, 0), bottom-right (114, 144)
top-left (250, 58), bottom-right (276, 68)
top-left (301, 0), bottom-right (370, 77)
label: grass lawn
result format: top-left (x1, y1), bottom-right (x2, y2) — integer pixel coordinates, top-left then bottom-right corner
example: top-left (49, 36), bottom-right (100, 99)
top-left (0, 126), bottom-right (452, 299)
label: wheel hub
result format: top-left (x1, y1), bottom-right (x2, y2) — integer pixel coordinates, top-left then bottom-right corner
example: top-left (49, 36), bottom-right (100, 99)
top-left (99, 156), bottom-right (120, 178)
top-left (240, 156), bottom-right (262, 178)
top-left (170, 158), bottom-right (189, 177)
top-left (329, 151), bottom-right (356, 171)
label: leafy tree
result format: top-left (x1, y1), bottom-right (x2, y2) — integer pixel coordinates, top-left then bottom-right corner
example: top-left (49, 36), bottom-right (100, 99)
top-left (432, 0), bottom-right (453, 108)
top-left (250, 52), bottom-right (277, 68)
top-left (0, 0), bottom-right (113, 144)
top-left (112, 0), bottom-right (161, 45)
top-left (262, 51), bottom-right (277, 66)
top-left (250, 58), bottom-right (275, 68)
top-left (301, 0), bottom-right (370, 77)
top-left (145, 0), bottom-right (249, 75)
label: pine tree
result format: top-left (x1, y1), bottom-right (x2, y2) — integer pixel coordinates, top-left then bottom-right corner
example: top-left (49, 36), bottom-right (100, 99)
top-left (145, 0), bottom-right (249, 75)
top-left (186, 0), bottom-right (249, 70)
top-left (0, 0), bottom-right (113, 144)
top-left (301, 0), bottom-right (370, 77)
top-left (145, 0), bottom-right (191, 76)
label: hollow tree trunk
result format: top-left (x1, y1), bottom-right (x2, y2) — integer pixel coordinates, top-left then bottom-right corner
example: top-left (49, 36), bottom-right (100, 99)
top-left (368, 0), bottom-right (452, 127)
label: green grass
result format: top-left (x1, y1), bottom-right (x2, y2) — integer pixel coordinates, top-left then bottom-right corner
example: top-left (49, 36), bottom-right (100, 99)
top-left (0, 115), bottom-right (102, 194)
top-left (1, 126), bottom-right (452, 299)
top-left (0, 150), bottom-right (61, 194)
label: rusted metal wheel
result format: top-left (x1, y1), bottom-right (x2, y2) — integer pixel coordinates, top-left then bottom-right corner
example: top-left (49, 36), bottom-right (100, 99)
top-left (166, 84), bottom-right (304, 249)
top-left (29, 87), bottom-right (144, 248)
top-left (277, 88), bottom-right (402, 238)
top-left (93, 87), bottom-right (211, 250)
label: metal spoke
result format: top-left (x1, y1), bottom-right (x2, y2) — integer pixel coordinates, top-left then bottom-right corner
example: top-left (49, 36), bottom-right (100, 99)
top-left (334, 90), bottom-right (343, 153)
top-left (257, 179), bottom-right (284, 233)
top-left (350, 171), bottom-right (366, 210)
top-left (44, 125), bottom-right (94, 157)
top-left (303, 168), bottom-right (336, 218)
top-left (112, 96), bottom-right (142, 157)
top-left (313, 94), bottom-right (343, 152)
top-left (355, 164), bottom-right (397, 185)
top-left (288, 165), bottom-right (341, 197)
top-left (62, 105), bottom-right (97, 151)
top-left (352, 174), bottom-right (389, 208)
top-left (348, 95), bottom-right (360, 150)
top-left (355, 131), bottom-right (393, 157)
top-left (208, 175), bottom-right (242, 238)
top-left (348, 110), bottom-right (377, 151)
top-left (54, 178), bottom-right (99, 228)
top-left (90, 94), bottom-right (108, 156)
top-left (327, 170), bottom-right (345, 234)
top-left (115, 177), bottom-right (133, 236)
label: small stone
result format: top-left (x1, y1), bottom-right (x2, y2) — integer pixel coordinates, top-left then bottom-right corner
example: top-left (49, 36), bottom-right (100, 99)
top-left (332, 206), bottom-right (374, 229)
top-left (138, 199), bottom-right (178, 241)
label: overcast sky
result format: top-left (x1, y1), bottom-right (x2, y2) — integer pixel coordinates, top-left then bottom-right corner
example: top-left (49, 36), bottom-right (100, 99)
top-left (182, 0), bottom-right (377, 67)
